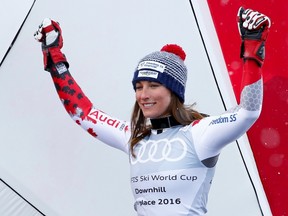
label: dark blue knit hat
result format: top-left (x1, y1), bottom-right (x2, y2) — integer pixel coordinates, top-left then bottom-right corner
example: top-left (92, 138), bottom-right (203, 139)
top-left (132, 44), bottom-right (187, 103)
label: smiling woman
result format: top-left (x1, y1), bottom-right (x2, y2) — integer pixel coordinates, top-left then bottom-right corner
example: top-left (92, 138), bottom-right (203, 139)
top-left (135, 81), bottom-right (172, 119)
top-left (130, 45), bottom-right (205, 158)
top-left (34, 7), bottom-right (271, 216)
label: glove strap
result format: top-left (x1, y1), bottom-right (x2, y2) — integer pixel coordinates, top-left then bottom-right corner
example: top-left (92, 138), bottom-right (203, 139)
top-left (44, 46), bottom-right (69, 72)
top-left (241, 40), bottom-right (265, 67)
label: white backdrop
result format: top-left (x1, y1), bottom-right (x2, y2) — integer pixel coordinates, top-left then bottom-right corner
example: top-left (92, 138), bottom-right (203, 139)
top-left (0, 0), bottom-right (268, 215)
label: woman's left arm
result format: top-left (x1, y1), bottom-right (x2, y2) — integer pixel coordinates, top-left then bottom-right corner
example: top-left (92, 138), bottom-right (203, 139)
top-left (192, 7), bottom-right (271, 161)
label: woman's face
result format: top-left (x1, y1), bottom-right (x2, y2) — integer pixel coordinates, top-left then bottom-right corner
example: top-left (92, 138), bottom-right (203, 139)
top-left (135, 81), bottom-right (171, 119)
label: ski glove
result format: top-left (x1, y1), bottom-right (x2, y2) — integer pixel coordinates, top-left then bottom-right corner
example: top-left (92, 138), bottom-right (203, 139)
top-left (238, 7), bottom-right (271, 66)
top-left (34, 18), bottom-right (69, 72)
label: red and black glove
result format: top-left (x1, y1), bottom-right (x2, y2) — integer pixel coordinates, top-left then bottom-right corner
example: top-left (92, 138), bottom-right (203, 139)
top-left (238, 7), bottom-right (271, 67)
top-left (34, 18), bottom-right (69, 72)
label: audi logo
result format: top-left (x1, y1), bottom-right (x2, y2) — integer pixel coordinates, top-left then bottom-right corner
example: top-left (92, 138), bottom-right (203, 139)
top-left (130, 138), bottom-right (187, 164)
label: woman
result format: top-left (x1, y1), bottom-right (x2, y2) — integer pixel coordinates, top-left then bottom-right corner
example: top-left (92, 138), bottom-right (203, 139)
top-left (34, 7), bottom-right (270, 216)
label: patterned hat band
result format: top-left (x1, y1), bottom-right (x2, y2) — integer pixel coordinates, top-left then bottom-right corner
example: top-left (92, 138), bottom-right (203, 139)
top-left (132, 44), bottom-right (187, 103)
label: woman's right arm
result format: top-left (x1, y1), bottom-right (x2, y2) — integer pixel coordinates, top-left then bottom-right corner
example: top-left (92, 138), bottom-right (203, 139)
top-left (34, 18), bottom-right (130, 153)
top-left (50, 64), bottom-right (131, 153)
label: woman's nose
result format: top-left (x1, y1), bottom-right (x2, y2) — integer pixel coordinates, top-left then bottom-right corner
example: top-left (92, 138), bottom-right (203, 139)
top-left (139, 86), bottom-right (150, 100)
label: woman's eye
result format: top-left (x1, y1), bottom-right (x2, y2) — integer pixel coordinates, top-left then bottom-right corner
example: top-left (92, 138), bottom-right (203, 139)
top-left (150, 83), bottom-right (160, 88)
top-left (135, 86), bottom-right (143, 90)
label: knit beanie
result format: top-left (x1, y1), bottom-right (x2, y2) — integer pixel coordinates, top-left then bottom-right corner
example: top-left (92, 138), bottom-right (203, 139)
top-left (132, 44), bottom-right (187, 103)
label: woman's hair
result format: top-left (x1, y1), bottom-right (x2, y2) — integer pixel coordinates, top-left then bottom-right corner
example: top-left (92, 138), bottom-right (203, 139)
top-left (129, 93), bottom-right (206, 157)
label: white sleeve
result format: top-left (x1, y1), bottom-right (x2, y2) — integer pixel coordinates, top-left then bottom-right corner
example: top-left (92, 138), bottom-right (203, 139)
top-left (192, 79), bottom-right (263, 161)
top-left (72, 106), bottom-right (131, 154)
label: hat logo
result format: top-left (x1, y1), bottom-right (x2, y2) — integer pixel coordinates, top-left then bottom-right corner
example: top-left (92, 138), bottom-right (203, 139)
top-left (137, 60), bottom-right (166, 73)
top-left (137, 70), bottom-right (159, 79)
